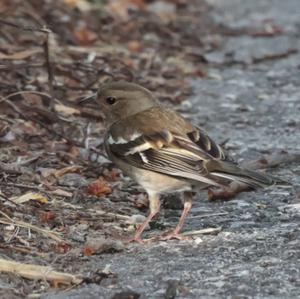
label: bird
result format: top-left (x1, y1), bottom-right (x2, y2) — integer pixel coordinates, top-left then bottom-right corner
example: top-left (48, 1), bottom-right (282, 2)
top-left (80, 81), bottom-right (280, 243)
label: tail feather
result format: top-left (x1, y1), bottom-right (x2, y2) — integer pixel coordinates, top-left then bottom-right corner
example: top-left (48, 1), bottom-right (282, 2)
top-left (207, 160), bottom-right (284, 189)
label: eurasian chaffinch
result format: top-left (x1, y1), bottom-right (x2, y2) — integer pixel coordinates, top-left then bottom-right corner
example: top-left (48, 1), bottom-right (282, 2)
top-left (81, 81), bottom-right (278, 243)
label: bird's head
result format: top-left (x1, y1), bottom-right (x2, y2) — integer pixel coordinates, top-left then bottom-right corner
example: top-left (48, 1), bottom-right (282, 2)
top-left (80, 81), bottom-right (157, 125)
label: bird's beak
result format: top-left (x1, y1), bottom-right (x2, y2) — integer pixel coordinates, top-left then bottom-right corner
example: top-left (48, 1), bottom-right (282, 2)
top-left (78, 91), bottom-right (98, 105)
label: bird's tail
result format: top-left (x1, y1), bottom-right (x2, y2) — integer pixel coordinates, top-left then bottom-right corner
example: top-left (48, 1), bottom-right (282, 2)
top-left (206, 160), bottom-right (286, 189)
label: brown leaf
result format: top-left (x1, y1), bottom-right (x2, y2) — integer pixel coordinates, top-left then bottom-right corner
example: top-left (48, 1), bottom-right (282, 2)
top-left (127, 40), bottom-right (142, 52)
top-left (73, 25), bottom-right (97, 46)
top-left (87, 177), bottom-right (112, 197)
top-left (106, 0), bottom-right (146, 21)
top-left (68, 146), bottom-right (81, 158)
top-left (14, 121), bottom-right (43, 137)
top-left (83, 246), bottom-right (94, 256)
top-left (55, 243), bottom-right (72, 254)
top-left (21, 93), bottom-right (43, 107)
top-left (54, 166), bottom-right (83, 178)
top-left (39, 211), bottom-right (55, 223)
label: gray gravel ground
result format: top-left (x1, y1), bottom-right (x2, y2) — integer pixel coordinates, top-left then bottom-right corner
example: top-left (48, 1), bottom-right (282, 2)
top-left (45, 0), bottom-right (300, 298)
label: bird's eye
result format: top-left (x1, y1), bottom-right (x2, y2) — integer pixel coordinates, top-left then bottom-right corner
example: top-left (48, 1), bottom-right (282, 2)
top-left (106, 96), bottom-right (117, 105)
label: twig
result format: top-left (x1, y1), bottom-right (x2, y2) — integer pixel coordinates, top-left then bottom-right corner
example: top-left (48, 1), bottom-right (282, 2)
top-left (0, 211), bottom-right (66, 244)
top-left (56, 201), bottom-right (130, 221)
top-left (0, 62), bottom-right (44, 70)
top-left (0, 192), bottom-right (19, 207)
top-left (42, 27), bottom-right (56, 111)
top-left (0, 259), bottom-right (83, 286)
top-left (0, 90), bottom-right (53, 103)
top-left (0, 244), bottom-right (46, 257)
top-left (191, 212), bottom-right (228, 219)
top-left (182, 227), bottom-right (222, 236)
top-left (0, 182), bottom-right (44, 192)
top-left (0, 210), bottom-right (14, 222)
top-left (0, 20), bottom-right (50, 34)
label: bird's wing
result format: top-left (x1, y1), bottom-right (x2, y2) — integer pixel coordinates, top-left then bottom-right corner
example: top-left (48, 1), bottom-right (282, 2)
top-left (106, 106), bottom-right (277, 189)
top-left (105, 128), bottom-right (226, 186)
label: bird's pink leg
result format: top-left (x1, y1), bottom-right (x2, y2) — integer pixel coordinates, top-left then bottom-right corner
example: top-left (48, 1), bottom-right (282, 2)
top-left (126, 192), bottom-right (160, 244)
top-left (160, 191), bottom-right (193, 241)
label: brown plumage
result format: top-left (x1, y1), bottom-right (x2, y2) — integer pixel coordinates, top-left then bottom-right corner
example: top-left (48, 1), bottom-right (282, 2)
top-left (81, 81), bottom-right (280, 242)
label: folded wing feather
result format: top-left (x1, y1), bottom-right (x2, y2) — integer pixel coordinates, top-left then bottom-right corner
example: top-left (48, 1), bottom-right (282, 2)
top-left (107, 129), bottom-right (223, 186)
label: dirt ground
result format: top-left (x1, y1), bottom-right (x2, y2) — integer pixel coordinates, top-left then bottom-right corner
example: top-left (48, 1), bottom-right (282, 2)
top-left (0, 0), bottom-right (300, 298)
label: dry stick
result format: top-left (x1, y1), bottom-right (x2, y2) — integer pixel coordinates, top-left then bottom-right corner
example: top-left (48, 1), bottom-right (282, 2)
top-left (0, 210), bottom-right (66, 244)
top-left (42, 27), bottom-right (56, 111)
top-left (0, 259), bottom-right (83, 286)
top-left (0, 90), bottom-right (53, 103)
top-left (0, 218), bottom-right (65, 244)
top-left (191, 212), bottom-right (228, 219)
top-left (0, 244), bottom-right (46, 257)
top-left (0, 181), bottom-right (46, 192)
top-left (0, 181), bottom-right (74, 204)
top-left (182, 227), bottom-right (222, 236)
top-left (57, 201), bottom-right (130, 221)
top-left (0, 20), bottom-right (49, 34)
top-left (0, 62), bottom-right (44, 70)
top-left (0, 192), bottom-right (19, 207)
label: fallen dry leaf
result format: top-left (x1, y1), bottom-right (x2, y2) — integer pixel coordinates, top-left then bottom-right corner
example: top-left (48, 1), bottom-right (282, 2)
top-left (54, 243), bottom-right (72, 254)
top-left (11, 192), bottom-right (49, 204)
top-left (21, 93), bottom-right (44, 106)
top-left (14, 120), bottom-right (44, 137)
top-left (127, 40), bottom-right (143, 52)
top-left (73, 25), bottom-right (97, 46)
top-left (54, 165), bottom-right (83, 178)
top-left (50, 189), bottom-right (73, 197)
top-left (106, 0), bottom-right (146, 21)
top-left (39, 211), bottom-right (55, 223)
top-left (87, 177), bottom-right (112, 197)
top-left (83, 246), bottom-right (94, 256)
top-left (54, 103), bottom-right (81, 116)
